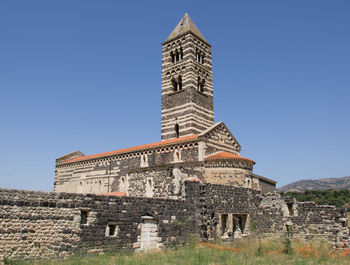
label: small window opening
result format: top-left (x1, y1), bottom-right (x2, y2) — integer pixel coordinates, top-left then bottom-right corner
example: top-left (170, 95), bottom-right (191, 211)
top-left (109, 224), bottom-right (116, 236)
top-left (106, 223), bottom-right (118, 237)
top-left (80, 210), bottom-right (89, 224)
top-left (285, 224), bottom-right (293, 234)
top-left (196, 50), bottom-right (204, 64)
top-left (287, 203), bottom-right (294, 216)
top-left (238, 216), bottom-right (246, 233)
top-left (170, 49), bottom-right (183, 64)
top-left (176, 151), bottom-right (180, 160)
top-left (232, 214), bottom-right (247, 235)
top-left (221, 214), bottom-right (228, 236)
top-left (175, 123), bottom-right (180, 138)
top-left (197, 77), bottom-right (204, 92)
top-left (172, 77), bottom-right (182, 92)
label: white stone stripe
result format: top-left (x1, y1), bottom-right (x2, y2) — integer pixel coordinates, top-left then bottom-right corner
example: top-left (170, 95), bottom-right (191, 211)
top-left (162, 128), bottom-right (201, 136)
top-left (162, 123), bottom-right (207, 136)
top-left (162, 122), bottom-right (212, 131)
top-left (207, 141), bottom-right (237, 152)
top-left (162, 117), bottom-right (212, 129)
top-left (162, 90), bottom-right (213, 96)
top-left (207, 143), bottom-right (238, 153)
top-left (162, 119), bottom-right (209, 130)
top-left (162, 115), bottom-right (213, 129)
top-left (162, 102), bottom-right (214, 115)
top-left (162, 110), bottom-right (213, 122)
top-left (162, 109), bottom-right (213, 122)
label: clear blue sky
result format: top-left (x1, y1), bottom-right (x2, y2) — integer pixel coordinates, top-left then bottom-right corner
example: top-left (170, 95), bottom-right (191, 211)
top-left (1, 0), bottom-right (349, 191)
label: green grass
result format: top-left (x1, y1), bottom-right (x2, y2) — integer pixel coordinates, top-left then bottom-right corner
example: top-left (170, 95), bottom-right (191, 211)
top-left (6, 239), bottom-right (350, 265)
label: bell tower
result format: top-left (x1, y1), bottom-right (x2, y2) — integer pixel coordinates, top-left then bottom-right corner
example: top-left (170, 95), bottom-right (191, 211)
top-left (161, 13), bottom-right (214, 140)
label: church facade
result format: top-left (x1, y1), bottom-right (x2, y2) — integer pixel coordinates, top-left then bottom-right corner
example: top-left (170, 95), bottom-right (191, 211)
top-left (54, 13), bottom-right (276, 197)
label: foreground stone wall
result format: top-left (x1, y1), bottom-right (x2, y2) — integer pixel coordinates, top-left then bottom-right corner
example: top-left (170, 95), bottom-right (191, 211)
top-left (1, 183), bottom-right (348, 262)
top-left (0, 188), bottom-right (195, 262)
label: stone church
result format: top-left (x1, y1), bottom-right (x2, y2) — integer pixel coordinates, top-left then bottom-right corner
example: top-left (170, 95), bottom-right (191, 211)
top-left (54, 13), bottom-right (276, 197)
top-left (1, 15), bottom-right (348, 261)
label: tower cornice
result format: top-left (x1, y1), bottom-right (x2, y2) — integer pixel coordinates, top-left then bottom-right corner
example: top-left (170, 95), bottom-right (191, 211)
top-left (163, 31), bottom-right (211, 47)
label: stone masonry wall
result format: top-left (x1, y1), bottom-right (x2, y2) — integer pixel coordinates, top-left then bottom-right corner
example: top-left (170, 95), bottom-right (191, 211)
top-left (128, 164), bottom-right (203, 198)
top-left (55, 141), bottom-right (199, 195)
top-left (0, 188), bottom-right (195, 262)
top-left (184, 182), bottom-right (349, 247)
top-left (258, 178), bottom-right (276, 194)
top-left (1, 183), bottom-right (348, 262)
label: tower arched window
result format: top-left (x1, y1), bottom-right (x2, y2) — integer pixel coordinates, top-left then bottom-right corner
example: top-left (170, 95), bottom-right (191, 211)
top-left (196, 50), bottom-right (204, 64)
top-left (172, 76), bottom-right (182, 92)
top-left (197, 77), bottom-right (204, 92)
top-left (170, 48), bottom-right (183, 64)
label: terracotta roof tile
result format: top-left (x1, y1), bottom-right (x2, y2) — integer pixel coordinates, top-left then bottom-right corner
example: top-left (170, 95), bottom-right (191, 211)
top-left (96, 192), bottom-right (126, 196)
top-left (188, 177), bottom-right (201, 182)
top-left (60, 134), bottom-right (198, 164)
top-left (205, 151), bottom-right (255, 164)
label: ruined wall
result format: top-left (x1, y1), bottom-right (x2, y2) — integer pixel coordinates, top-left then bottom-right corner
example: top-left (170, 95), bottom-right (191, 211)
top-left (1, 183), bottom-right (348, 262)
top-left (258, 178), bottom-right (276, 194)
top-left (184, 182), bottom-right (349, 247)
top-left (0, 188), bottom-right (195, 262)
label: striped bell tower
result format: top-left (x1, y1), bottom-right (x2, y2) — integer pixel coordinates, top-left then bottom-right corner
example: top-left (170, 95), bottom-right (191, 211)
top-left (161, 13), bottom-right (214, 140)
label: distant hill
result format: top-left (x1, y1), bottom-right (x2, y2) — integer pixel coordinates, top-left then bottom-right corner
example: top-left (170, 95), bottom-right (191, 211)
top-left (278, 176), bottom-right (350, 193)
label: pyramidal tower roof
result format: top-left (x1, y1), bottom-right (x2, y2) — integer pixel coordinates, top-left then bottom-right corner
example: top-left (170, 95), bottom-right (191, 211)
top-left (165, 13), bottom-right (207, 43)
